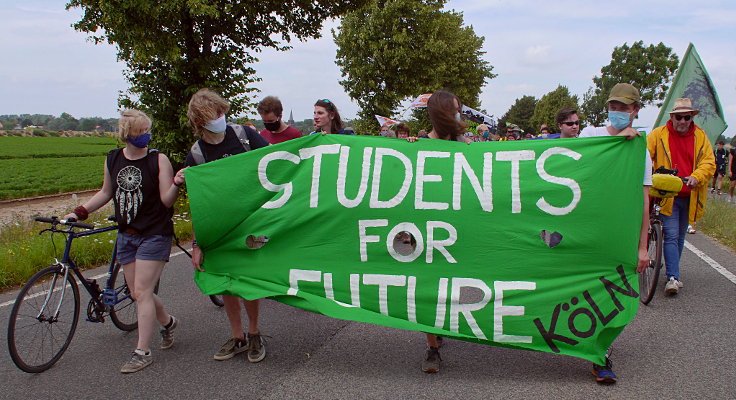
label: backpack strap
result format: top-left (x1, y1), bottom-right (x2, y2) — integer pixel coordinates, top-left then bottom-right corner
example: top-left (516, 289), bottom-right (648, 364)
top-left (147, 148), bottom-right (160, 183)
top-left (227, 122), bottom-right (252, 152)
top-left (189, 140), bottom-right (206, 166)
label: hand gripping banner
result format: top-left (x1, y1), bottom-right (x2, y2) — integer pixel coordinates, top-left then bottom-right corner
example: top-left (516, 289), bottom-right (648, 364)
top-left (186, 134), bottom-right (645, 364)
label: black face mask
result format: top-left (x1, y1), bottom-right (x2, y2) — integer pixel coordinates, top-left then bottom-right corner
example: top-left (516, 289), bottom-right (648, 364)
top-left (263, 120), bottom-right (281, 132)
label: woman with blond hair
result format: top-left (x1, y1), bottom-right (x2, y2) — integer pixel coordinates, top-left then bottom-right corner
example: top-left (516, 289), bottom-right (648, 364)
top-left (65, 109), bottom-right (182, 373)
top-left (180, 88), bottom-right (271, 363)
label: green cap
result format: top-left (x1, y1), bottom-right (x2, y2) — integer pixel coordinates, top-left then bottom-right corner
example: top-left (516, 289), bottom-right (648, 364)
top-left (607, 83), bottom-right (640, 105)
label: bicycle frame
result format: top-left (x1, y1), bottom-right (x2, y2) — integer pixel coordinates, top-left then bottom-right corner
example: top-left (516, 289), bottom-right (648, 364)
top-left (49, 224), bottom-right (121, 319)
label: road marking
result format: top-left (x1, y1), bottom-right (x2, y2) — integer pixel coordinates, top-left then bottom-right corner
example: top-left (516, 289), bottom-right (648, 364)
top-left (685, 241), bottom-right (736, 285)
top-left (0, 248), bottom-right (190, 309)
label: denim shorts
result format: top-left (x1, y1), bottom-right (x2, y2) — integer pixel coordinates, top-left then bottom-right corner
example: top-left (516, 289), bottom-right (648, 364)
top-left (116, 232), bottom-right (172, 265)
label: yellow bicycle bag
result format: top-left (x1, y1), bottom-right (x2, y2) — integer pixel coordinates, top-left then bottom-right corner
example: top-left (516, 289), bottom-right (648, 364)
top-left (650, 174), bottom-right (683, 198)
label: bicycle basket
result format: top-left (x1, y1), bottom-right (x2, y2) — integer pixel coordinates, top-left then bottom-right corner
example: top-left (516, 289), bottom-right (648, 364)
top-left (649, 173), bottom-right (683, 198)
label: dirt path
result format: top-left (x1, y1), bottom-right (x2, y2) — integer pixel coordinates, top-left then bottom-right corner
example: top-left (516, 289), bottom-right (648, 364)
top-left (0, 190), bottom-right (100, 226)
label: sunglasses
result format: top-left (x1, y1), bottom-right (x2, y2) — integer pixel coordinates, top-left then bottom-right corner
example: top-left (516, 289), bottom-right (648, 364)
top-left (674, 114), bottom-right (692, 121)
top-left (561, 121), bottom-right (580, 126)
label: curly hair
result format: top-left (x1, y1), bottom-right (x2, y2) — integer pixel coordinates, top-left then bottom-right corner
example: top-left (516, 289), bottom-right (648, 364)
top-left (187, 88), bottom-right (230, 136)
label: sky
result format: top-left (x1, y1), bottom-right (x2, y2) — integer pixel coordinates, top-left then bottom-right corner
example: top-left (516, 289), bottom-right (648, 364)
top-left (1, 0), bottom-right (734, 136)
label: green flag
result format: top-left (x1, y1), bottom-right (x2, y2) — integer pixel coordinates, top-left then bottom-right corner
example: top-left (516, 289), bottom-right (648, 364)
top-left (654, 43), bottom-right (728, 144)
top-left (186, 134), bottom-right (645, 365)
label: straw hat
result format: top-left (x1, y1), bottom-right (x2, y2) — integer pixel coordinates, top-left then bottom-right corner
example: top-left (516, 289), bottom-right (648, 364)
top-left (669, 98), bottom-right (699, 115)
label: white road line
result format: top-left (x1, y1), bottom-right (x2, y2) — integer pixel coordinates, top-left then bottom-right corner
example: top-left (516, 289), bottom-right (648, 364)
top-left (685, 241), bottom-right (736, 285)
top-left (0, 248), bottom-right (190, 309)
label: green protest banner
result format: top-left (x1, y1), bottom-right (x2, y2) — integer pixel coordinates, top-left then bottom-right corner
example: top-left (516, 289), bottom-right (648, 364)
top-left (186, 134), bottom-right (645, 364)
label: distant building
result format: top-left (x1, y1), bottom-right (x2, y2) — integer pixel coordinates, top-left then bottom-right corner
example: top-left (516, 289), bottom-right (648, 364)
top-left (288, 110), bottom-right (295, 126)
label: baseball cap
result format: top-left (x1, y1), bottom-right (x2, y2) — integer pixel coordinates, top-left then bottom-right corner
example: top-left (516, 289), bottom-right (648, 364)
top-left (607, 83), bottom-right (640, 105)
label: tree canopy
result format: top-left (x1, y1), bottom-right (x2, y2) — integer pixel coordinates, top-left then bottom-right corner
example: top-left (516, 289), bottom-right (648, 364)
top-left (530, 86), bottom-right (581, 134)
top-left (582, 41), bottom-right (679, 125)
top-left (67, 0), bottom-right (367, 163)
top-left (498, 95), bottom-right (537, 135)
top-left (333, 0), bottom-right (496, 122)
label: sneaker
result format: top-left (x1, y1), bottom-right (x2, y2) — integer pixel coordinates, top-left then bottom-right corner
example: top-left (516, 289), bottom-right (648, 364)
top-left (246, 332), bottom-right (267, 363)
top-left (214, 336), bottom-right (248, 361)
top-left (687, 225), bottom-right (696, 234)
top-left (665, 277), bottom-right (680, 294)
top-left (421, 346), bottom-right (441, 373)
top-left (591, 358), bottom-right (617, 384)
top-left (160, 316), bottom-right (178, 350)
top-left (120, 350), bottom-right (153, 374)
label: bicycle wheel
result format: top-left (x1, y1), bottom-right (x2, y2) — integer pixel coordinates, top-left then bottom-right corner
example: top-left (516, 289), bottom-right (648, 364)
top-left (108, 263), bottom-right (161, 331)
top-left (639, 220), bottom-right (663, 305)
top-left (209, 295), bottom-right (224, 307)
top-left (7, 265), bottom-right (80, 373)
top-left (109, 263), bottom-right (137, 331)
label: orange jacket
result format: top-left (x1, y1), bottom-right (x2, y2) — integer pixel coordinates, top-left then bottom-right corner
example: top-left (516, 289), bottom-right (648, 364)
top-left (646, 125), bottom-right (715, 224)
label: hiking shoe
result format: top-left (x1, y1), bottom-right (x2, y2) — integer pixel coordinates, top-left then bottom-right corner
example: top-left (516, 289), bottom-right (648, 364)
top-left (120, 350), bottom-right (152, 374)
top-left (213, 336), bottom-right (248, 361)
top-left (421, 346), bottom-right (441, 373)
top-left (160, 315), bottom-right (178, 350)
top-left (687, 225), bottom-right (696, 234)
top-left (246, 332), bottom-right (267, 363)
top-left (665, 277), bottom-right (680, 295)
top-left (591, 359), bottom-right (617, 384)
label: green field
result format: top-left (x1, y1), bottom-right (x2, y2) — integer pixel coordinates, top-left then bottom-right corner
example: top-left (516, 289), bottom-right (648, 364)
top-left (0, 137), bottom-right (118, 200)
top-left (0, 136), bottom-right (117, 159)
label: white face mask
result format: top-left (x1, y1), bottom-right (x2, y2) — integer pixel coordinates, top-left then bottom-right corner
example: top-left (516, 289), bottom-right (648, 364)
top-left (204, 115), bottom-right (226, 134)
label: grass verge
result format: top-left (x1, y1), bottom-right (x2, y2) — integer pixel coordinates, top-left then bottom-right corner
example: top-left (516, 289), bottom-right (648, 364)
top-left (0, 195), bottom-right (192, 291)
top-left (697, 195), bottom-right (736, 252)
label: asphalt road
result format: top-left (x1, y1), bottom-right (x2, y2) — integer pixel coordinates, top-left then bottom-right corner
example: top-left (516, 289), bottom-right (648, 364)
top-left (1, 232), bottom-right (734, 400)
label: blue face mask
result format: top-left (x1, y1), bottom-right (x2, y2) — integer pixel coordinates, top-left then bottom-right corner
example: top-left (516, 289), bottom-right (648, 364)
top-left (204, 115), bottom-right (226, 134)
top-left (608, 110), bottom-right (632, 130)
top-left (128, 132), bottom-right (151, 148)
top-left (481, 131), bottom-right (490, 139)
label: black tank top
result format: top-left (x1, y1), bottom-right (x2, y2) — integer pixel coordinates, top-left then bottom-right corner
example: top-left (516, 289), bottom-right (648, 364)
top-left (107, 148), bottom-right (174, 236)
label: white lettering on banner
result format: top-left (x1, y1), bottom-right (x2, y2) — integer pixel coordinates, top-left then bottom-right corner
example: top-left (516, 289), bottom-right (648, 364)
top-left (337, 146), bottom-right (373, 208)
top-left (496, 150), bottom-right (536, 213)
top-left (363, 274), bottom-right (407, 316)
top-left (299, 144), bottom-right (341, 208)
top-left (449, 278), bottom-right (492, 340)
top-left (258, 145), bottom-right (581, 215)
top-left (370, 147), bottom-right (414, 208)
top-left (415, 151), bottom-right (451, 210)
top-left (359, 219), bottom-right (457, 263)
top-left (493, 281), bottom-right (536, 343)
top-left (358, 219), bottom-right (389, 262)
top-left (287, 269), bottom-right (537, 344)
top-left (535, 148), bottom-right (582, 216)
top-left (453, 152), bottom-right (493, 212)
top-left (258, 151), bottom-right (302, 209)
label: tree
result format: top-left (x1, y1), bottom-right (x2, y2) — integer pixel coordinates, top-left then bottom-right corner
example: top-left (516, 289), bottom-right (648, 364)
top-left (498, 95), bottom-right (537, 135)
top-left (529, 86), bottom-right (581, 134)
top-left (67, 0), bottom-right (368, 163)
top-left (582, 41), bottom-right (679, 125)
top-left (46, 112), bottom-right (80, 131)
top-left (333, 0), bottom-right (496, 122)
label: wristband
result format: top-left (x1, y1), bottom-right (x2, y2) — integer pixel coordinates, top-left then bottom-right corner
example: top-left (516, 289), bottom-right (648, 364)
top-left (192, 239), bottom-right (198, 248)
top-left (73, 205), bottom-right (89, 221)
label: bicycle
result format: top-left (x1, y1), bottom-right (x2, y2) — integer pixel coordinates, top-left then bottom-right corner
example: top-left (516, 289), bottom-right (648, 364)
top-left (6, 216), bottom-right (158, 373)
top-left (639, 167), bottom-right (687, 305)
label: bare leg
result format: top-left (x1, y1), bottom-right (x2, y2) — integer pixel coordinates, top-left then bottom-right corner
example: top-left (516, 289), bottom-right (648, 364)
top-left (223, 295), bottom-right (245, 340)
top-left (243, 299), bottom-right (260, 334)
top-left (426, 333), bottom-right (439, 347)
top-left (125, 259), bottom-right (168, 352)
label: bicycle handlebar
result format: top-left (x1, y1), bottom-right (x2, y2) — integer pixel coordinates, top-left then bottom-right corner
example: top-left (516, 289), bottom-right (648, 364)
top-left (34, 216), bottom-right (95, 230)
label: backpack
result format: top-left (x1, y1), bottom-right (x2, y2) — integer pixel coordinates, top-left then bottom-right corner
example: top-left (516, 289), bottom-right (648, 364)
top-left (189, 123), bottom-right (252, 165)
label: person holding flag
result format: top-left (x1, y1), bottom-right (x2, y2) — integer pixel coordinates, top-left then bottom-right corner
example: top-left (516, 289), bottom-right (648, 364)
top-left (647, 98), bottom-right (715, 295)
